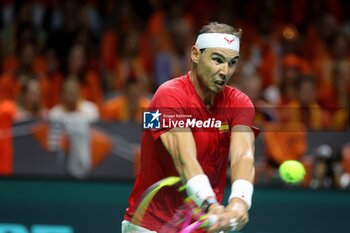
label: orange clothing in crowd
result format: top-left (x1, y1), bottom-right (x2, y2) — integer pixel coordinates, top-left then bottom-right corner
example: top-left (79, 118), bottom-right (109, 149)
top-left (147, 9), bottom-right (194, 53)
top-left (302, 26), bottom-right (337, 108)
top-left (80, 71), bottom-right (103, 110)
top-left (101, 30), bottom-right (118, 71)
top-left (32, 123), bottom-right (113, 169)
top-left (40, 73), bottom-right (64, 109)
top-left (342, 144), bottom-right (350, 174)
top-left (0, 73), bottom-right (20, 101)
top-left (0, 100), bottom-right (16, 175)
top-left (102, 96), bottom-right (150, 123)
top-left (0, 72), bottom-right (63, 109)
top-left (282, 54), bottom-right (311, 74)
top-left (263, 121), bottom-right (307, 165)
top-left (287, 100), bottom-right (329, 130)
top-left (0, 54), bottom-right (65, 109)
top-left (2, 56), bottom-right (17, 73)
top-left (258, 41), bottom-right (278, 89)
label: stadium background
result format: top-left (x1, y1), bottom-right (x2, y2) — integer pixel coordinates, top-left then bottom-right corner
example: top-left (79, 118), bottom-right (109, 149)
top-left (0, 0), bottom-right (349, 232)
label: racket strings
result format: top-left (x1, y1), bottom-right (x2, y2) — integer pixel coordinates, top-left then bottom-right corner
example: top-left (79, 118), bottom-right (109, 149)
top-left (132, 176), bottom-right (211, 233)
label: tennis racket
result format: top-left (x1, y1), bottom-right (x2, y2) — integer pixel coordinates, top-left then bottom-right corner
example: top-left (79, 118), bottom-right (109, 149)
top-left (132, 176), bottom-right (217, 233)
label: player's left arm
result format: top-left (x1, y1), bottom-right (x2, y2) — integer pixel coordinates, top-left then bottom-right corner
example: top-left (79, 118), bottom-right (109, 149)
top-left (219, 124), bottom-right (255, 231)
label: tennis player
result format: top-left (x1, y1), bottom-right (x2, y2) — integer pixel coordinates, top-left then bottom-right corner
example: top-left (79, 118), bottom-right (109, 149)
top-left (123, 22), bottom-right (258, 233)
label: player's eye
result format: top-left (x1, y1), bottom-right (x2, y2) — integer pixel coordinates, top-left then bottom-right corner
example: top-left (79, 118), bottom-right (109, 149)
top-left (228, 60), bottom-right (237, 67)
top-left (213, 57), bottom-right (224, 64)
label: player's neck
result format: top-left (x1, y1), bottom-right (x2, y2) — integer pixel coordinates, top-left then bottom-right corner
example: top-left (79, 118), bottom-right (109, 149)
top-left (189, 71), bottom-right (216, 108)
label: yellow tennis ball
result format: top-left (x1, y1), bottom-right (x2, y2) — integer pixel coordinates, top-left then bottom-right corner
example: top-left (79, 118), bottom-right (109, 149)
top-left (279, 160), bottom-right (306, 184)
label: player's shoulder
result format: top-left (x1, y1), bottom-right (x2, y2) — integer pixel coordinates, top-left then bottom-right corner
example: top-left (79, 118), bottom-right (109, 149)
top-left (223, 85), bottom-right (253, 107)
top-left (155, 75), bottom-right (188, 95)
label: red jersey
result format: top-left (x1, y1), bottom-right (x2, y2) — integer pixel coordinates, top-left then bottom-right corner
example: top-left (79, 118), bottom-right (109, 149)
top-left (124, 74), bottom-right (255, 232)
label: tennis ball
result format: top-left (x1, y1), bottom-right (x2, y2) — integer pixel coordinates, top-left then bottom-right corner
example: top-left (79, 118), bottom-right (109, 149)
top-left (279, 160), bottom-right (305, 184)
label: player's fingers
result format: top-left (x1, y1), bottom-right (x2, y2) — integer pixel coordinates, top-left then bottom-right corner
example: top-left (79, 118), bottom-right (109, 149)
top-left (230, 214), bottom-right (249, 231)
top-left (211, 215), bottom-right (231, 232)
top-left (206, 204), bottom-right (225, 232)
top-left (217, 210), bottom-right (238, 228)
top-left (206, 215), bottom-right (220, 233)
top-left (207, 215), bottom-right (228, 233)
top-left (233, 221), bottom-right (246, 232)
top-left (209, 204), bottom-right (225, 215)
top-left (219, 212), bottom-right (249, 232)
top-left (228, 219), bottom-right (242, 232)
top-left (207, 215), bottom-right (219, 225)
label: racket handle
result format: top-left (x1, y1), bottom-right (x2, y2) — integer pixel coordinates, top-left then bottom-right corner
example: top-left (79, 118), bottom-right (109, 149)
top-left (180, 220), bottom-right (204, 233)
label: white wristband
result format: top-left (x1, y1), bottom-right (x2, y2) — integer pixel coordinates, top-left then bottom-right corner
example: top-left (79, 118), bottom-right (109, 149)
top-left (186, 174), bottom-right (216, 207)
top-left (228, 179), bottom-right (254, 209)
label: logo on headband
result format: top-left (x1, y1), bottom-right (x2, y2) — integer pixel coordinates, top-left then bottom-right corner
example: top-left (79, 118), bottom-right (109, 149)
top-left (224, 37), bottom-right (234, 44)
top-left (195, 33), bottom-right (240, 51)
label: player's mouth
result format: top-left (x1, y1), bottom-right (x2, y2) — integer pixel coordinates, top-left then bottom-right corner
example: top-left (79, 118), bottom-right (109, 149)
top-left (214, 80), bottom-right (226, 88)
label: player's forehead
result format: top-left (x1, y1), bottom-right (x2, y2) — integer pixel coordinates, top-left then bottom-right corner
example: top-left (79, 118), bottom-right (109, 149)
top-left (204, 47), bottom-right (239, 59)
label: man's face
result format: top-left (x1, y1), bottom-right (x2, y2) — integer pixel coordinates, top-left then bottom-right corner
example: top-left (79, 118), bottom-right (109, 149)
top-left (196, 47), bottom-right (239, 93)
top-left (298, 81), bottom-right (315, 106)
top-left (62, 83), bottom-right (80, 111)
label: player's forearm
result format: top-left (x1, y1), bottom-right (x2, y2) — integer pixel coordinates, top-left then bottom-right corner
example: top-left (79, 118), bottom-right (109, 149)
top-left (230, 152), bottom-right (255, 183)
top-left (160, 129), bottom-right (203, 181)
top-left (160, 129), bottom-right (217, 208)
top-left (229, 125), bottom-right (255, 183)
top-left (228, 125), bottom-right (255, 210)
top-left (227, 153), bottom-right (255, 211)
top-left (177, 146), bottom-right (203, 181)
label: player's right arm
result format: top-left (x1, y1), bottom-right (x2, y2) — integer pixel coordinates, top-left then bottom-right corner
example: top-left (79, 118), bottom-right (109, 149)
top-left (160, 129), bottom-right (224, 232)
top-left (160, 129), bottom-right (202, 180)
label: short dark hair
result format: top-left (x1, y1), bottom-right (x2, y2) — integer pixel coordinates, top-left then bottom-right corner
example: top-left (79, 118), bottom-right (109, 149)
top-left (198, 22), bottom-right (243, 39)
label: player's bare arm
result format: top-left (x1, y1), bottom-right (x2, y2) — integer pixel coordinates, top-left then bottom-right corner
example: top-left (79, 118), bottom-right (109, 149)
top-left (220, 124), bottom-right (255, 231)
top-left (229, 125), bottom-right (255, 187)
top-left (160, 129), bottom-right (225, 230)
top-left (160, 129), bottom-right (202, 180)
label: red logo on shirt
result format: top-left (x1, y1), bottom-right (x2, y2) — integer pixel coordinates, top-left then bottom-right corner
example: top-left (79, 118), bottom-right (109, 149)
top-left (224, 37), bottom-right (234, 44)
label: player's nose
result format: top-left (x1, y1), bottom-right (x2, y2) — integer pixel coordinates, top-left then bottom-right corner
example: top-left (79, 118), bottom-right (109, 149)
top-left (219, 63), bottom-right (229, 78)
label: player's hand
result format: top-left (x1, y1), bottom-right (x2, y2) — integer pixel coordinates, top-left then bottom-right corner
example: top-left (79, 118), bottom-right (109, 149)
top-left (206, 203), bottom-right (225, 233)
top-left (220, 198), bottom-right (249, 232)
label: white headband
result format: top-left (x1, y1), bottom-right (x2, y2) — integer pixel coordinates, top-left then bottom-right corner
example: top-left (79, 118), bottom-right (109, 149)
top-left (195, 33), bottom-right (240, 52)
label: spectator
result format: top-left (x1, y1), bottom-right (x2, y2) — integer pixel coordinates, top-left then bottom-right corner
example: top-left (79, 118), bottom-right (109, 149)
top-left (310, 144), bottom-right (340, 189)
top-left (40, 50), bottom-right (64, 109)
top-left (49, 79), bottom-right (99, 179)
top-left (278, 54), bottom-right (311, 106)
top-left (102, 78), bottom-right (150, 123)
top-left (153, 19), bottom-right (193, 90)
top-left (0, 41), bottom-right (61, 110)
top-left (237, 64), bottom-right (279, 127)
top-left (65, 43), bottom-right (103, 109)
top-left (16, 78), bottom-right (47, 121)
top-left (287, 74), bottom-right (330, 130)
top-left (0, 42), bottom-right (41, 102)
top-left (330, 56), bottom-right (350, 130)
top-left (114, 29), bottom-right (149, 93)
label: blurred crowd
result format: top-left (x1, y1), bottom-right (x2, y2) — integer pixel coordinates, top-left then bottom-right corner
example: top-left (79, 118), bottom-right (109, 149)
top-left (0, 0), bottom-right (349, 188)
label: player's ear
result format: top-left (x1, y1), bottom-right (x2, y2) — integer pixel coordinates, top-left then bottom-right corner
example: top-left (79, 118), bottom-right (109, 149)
top-left (191, 46), bottom-right (200, 64)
